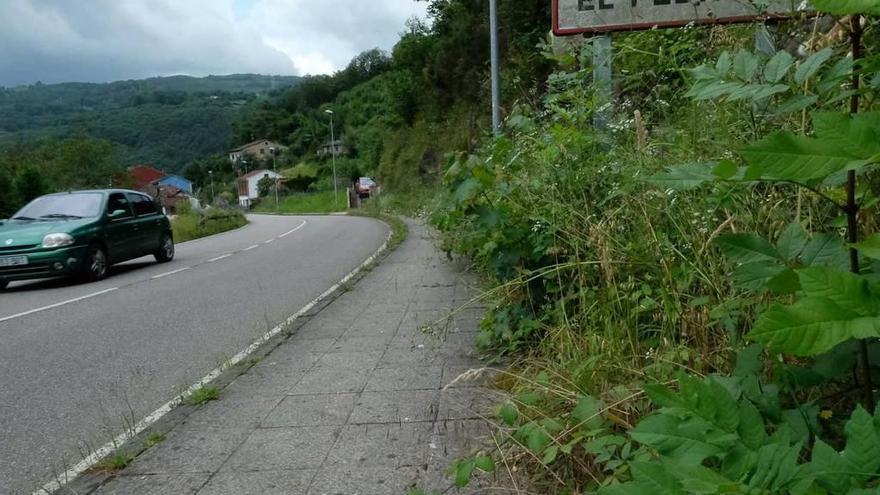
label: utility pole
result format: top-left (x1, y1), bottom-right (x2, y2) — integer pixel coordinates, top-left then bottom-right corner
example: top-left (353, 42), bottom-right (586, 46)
top-left (325, 109), bottom-right (339, 210)
top-left (489, 0), bottom-right (501, 136)
top-left (270, 147), bottom-right (278, 210)
top-left (209, 170), bottom-right (214, 205)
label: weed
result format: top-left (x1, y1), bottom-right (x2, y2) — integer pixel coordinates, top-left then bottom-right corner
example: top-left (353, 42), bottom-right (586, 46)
top-left (144, 433), bottom-right (166, 448)
top-left (93, 451), bottom-right (134, 473)
top-left (183, 386), bottom-right (220, 406)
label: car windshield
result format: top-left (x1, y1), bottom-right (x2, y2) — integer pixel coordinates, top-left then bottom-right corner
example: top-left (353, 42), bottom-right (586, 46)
top-left (359, 178), bottom-right (376, 186)
top-left (12, 193), bottom-right (103, 221)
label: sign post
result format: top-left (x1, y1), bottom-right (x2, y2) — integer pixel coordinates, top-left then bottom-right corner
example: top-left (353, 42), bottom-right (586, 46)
top-left (593, 35), bottom-right (612, 130)
top-left (553, 0), bottom-right (799, 36)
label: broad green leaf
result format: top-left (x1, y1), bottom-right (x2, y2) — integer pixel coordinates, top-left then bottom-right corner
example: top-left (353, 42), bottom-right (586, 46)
top-left (733, 344), bottom-right (764, 377)
top-left (646, 163), bottom-right (716, 190)
top-left (733, 261), bottom-right (787, 291)
top-left (765, 51), bottom-right (795, 83)
top-left (740, 131), bottom-right (860, 182)
top-left (687, 81), bottom-right (746, 100)
top-left (526, 425), bottom-right (551, 452)
top-left (715, 51), bottom-right (732, 75)
top-left (737, 401), bottom-right (768, 451)
top-left (631, 414), bottom-right (725, 463)
top-left (777, 222), bottom-right (809, 261)
top-left (773, 94), bottom-right (818, 115)
top-left (452, 459), bottom-right (474, 488)
top-left (733, 50), bottom-right (760, 82)
top-left (716, 234), bottom-right (781, 264)
top-left (797, 267), bottom-right (879, 316)
top-left (795, 48), bottom-right (833, 84)
top-left (767, 268), bottom-right (801, 294)
top-left (802, 233), bottom-right (849, 269)
top-left (749, 442), bottom-right (802, 491)
top-left (713, 160), bottom-right (738, 179)
top-left (453, 177), bottom-right (481, 204)
top-left (813, 112), bottom-right (880, 159)
top-left (750, 297), bottom-right (880, 356)
top-left (854, 233), bottom-right (880, 260)
top-left (643, 383), bottom-right (683, 408)
top-left (572, 395), bottom-right (605, 429)
top-left (811, 440), bottom-right (852, 493)
top-left (631, 461), bottom-right (685, 495)
top-left (842, 406), bottom-right (880, 477)
top-left (541, 445), bottom-right (559, 464)
top-left (810, 0), bottom-right (880, 15)
top-left (598, 482), bottom-right (654, 495)
top-left (817, 58), bottom-right (854, 95)
top-left (663, 459), bottom-right (739, 494)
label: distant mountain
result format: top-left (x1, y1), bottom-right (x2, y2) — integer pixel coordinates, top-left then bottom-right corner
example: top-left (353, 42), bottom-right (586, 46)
top-left (0, 74), bottom-right (300, 173)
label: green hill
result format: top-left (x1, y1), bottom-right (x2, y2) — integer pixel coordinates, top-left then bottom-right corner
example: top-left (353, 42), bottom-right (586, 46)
top-left (0, 74), bottom-right (300, 172)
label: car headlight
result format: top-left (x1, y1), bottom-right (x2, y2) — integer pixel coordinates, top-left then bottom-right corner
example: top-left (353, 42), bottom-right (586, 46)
top-left (42, 233), bottom-right (75, 248)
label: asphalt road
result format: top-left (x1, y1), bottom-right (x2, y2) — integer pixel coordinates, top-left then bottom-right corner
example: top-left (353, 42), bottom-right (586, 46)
top-left (0, 214), bottom-right (388, 494)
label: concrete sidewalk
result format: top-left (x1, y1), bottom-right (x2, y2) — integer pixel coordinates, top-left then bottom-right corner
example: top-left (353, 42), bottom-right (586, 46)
top-left (78, 221), bottom-right (500, 494)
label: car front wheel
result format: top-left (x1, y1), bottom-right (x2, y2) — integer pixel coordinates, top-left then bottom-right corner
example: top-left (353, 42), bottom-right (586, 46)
top-left (82, 245), bottom-right (109, 282)
top-left (154, 234), bottom-right (174, 263)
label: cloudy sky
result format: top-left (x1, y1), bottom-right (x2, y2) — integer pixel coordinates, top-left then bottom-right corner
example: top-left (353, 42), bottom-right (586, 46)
top-left (0, 0), bottom-right (428, 87)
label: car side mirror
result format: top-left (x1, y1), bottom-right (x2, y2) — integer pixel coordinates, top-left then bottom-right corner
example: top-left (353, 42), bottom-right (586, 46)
top-left (108, 209), bottom-right (127, 219)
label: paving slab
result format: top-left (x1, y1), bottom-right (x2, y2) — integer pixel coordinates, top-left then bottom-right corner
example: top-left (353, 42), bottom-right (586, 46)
top-left (81, 220), bottom-right (503, 494)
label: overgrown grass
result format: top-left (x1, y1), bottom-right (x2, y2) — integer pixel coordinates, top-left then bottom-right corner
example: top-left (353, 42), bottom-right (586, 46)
top-left (171, 207), bottom-right (247, 243)
top-left (254, 190), bottom-right (346, 214)
top-left (93, 451), bottom-right (134, 473)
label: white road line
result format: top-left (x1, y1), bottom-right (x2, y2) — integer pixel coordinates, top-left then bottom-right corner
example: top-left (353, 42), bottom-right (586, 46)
top-left (207, 254), bottom-right (232, 263)
top-left (264, 239), bottom-right (274, 244)
top-left (33, 222), bottom-right (393, 495)
top-left (243, 244), bottom-right (259, 252)
top-left (0, 288), bottom-right (119, 325)
top-left (150, 267), bottom-right (191, 280)
top-left (278, 220), bottom-right (308, 238)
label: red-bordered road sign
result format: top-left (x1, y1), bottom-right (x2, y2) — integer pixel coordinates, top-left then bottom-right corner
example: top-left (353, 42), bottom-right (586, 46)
top-left (552, 0), bottom-right (800, 37)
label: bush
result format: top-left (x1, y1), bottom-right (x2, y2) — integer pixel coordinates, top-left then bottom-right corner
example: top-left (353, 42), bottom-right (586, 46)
top-left (171, 207), bottom-right (246, 243)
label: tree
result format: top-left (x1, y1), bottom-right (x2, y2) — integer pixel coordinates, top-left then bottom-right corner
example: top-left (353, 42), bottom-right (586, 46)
top-left (0, 172), bottom-right (16, 217)
top-left (257, 175), bottom-right (275, 197)
top-left (14, 167), bottom-right (48, 204)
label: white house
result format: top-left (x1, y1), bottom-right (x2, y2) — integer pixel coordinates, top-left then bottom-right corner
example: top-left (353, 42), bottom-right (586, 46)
top-left (237, 169), bottom-right (282, 208)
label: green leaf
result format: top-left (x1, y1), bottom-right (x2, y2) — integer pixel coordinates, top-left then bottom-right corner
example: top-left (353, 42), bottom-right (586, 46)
top-left (497, 403), bottom-right (518, 426)
top-left (740, 131), bottom-right (861, 182)
top-left (664, 459), bottom-right (739, 494)
top-left (646, 163), bottom-right (717, 190)
top-left (773, 94), bottom-right (818, 115)
top-left (750, 297), bottom-right (880, 356)
top-left (733, 50), bottom-right (760, 82)
top-left (813, 112), bottom-right (880, 159)
top-left (712, 160), bottom-right (738, 179)
top-left (810, 440), bottom-right (852, 493)
top-left (716, 234), bottom-right (781, 264)
top-left (748, 441), bottom-right (802, 491)
top-left (797, 267), bottom-right (879, 316)
top-left (802, 233), bottom-right (849, 269)
top-left (733, 261), bottom-right (787, 291)
top-left (855, 233), bottom-right (880, 260)
top-left (541, 445), bottom-right (559, 464)
top-left (765, 51), bottom-right (795, 83)
top-left (572, 395), bottom-right (605, 429)
top-left (810, 0), bottom-right (880, 15)
top-left (795, 48), bottom-right (834, 84)
top-left (631, 415), bottom-right (725, 463)
top-left (737, 401), bottom-right (768, 450)
top-left (526, 425), bottom-right (552, 452)
top-left (715, 51), bottom-right (732, 75)
top-left (474, 455), bottom-right (496, 473)
top-left (842, 406), bottom-right (880, 478)
top-left (631, 461), bottom-right (684, 495)
top-left (452, 459), bottom-right (474, 488)
top-left (734, 344), bottom-right (764, 377)
top-left (767, 268), bottom-right (801, 294)
top-left (817, 58), bottom-right (854, 94)
top-left (777, 223), bottom-right (809, 261)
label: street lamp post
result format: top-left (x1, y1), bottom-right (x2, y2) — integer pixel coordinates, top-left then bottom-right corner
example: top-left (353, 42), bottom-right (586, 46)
top-left (209, 170), bottom-right (215, 205)
top-left (325, 109), bottom-right (339, 210)
top-left (489, 0), bottom-right (501, 136)
top-left (270, 147), bottom-right (279, 210)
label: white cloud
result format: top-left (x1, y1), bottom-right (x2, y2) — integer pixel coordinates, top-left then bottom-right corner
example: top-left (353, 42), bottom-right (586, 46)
top-left (0, 0), bottom-right (428, 86)
top-left (245, 0), bottom-right (428, 75)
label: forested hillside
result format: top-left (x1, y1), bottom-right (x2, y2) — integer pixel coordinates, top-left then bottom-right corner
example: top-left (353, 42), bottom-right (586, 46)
top-left (0, 74), bottom-right (299, 172)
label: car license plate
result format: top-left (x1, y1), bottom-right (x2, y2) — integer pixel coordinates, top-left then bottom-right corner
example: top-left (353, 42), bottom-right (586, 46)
top-left (0, 255), bottom-right (27, 267)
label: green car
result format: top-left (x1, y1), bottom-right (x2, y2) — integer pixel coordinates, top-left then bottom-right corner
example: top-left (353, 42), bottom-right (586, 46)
top-left (0, 190), bottom-right (175, 289)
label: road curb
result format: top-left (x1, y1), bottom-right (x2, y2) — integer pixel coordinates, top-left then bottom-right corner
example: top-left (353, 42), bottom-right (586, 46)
top-left (39, 216), bottom-right (405, 495)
